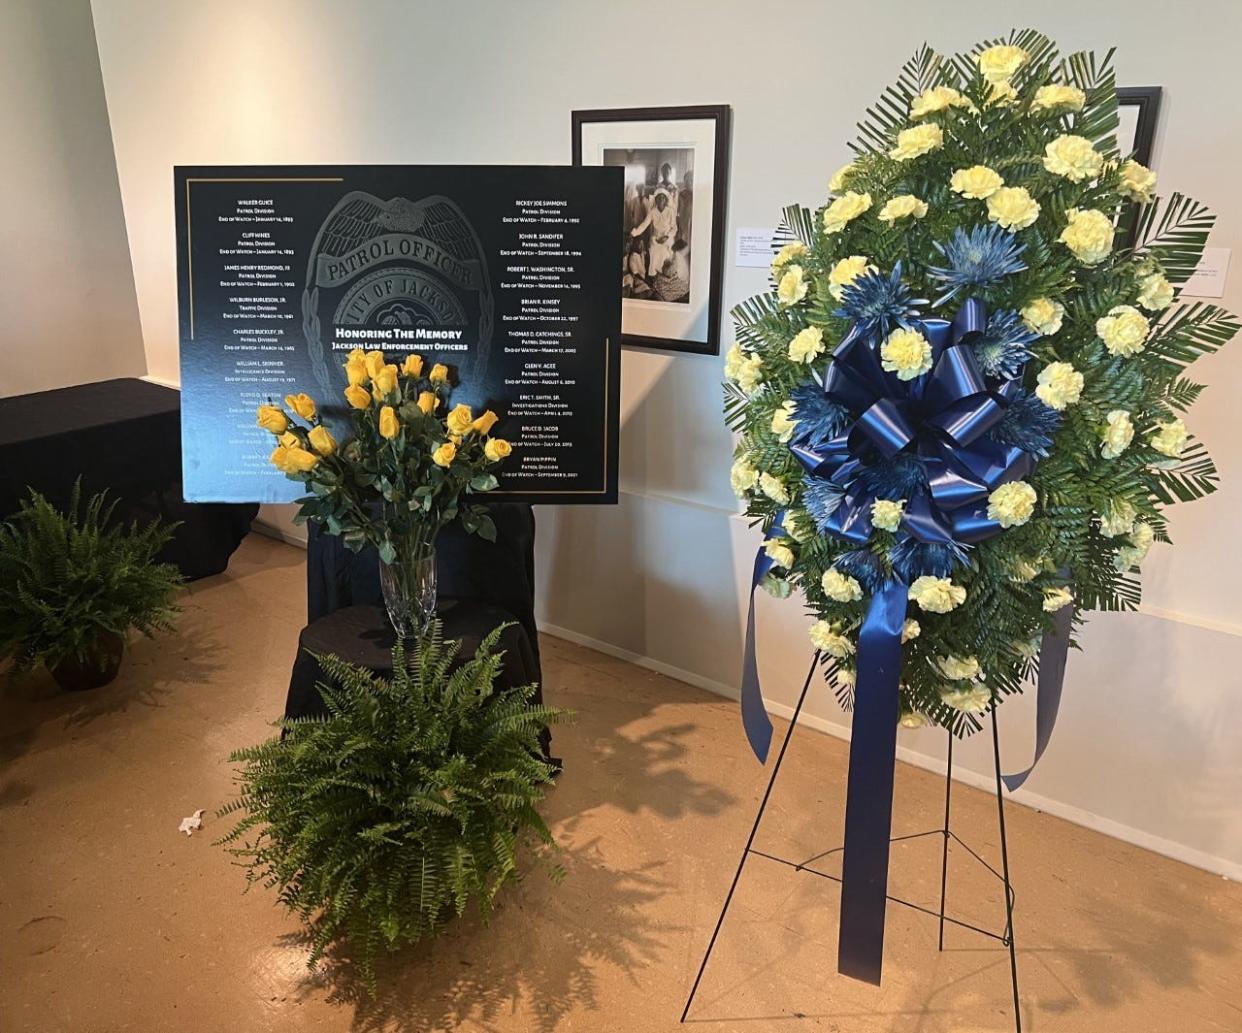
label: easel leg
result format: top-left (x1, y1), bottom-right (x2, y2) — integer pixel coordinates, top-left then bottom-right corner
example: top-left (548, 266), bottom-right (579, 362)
top-left (680, 654), bottom-right (820, 1024)
top-left (990, 705), bottom-right (1022, 1033)
top-left (937, 730), bottom-right (953, 951)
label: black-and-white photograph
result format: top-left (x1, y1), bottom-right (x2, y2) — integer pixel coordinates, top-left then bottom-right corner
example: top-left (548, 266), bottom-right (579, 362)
top-left (604, 147), bottom-right (694, 305)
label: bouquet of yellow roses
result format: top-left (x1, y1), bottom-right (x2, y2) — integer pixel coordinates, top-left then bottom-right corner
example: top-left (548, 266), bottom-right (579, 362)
top-left (255, 348), bottom-right (512, 634)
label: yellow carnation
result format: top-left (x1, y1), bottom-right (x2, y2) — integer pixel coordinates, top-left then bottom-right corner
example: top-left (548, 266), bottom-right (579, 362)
top-left (770, 401), bottom-right (798, 443)
top-left (777, 265), bottom-right (809, 307)
top-left (821, 568), bottom-right (863, 603)
top-left (986, 480), bottom-right (1037, 528)
top-left (1136, 272), bottom-right (1174, 311)
top-left (877, 195), bottom-right (928, 224)
top-left (880, 327), bottom-right (933, 381)
top-left (446, 403), bottom-right (474, 436)
top-left (788, 326), bottom-right (826, 364)
top-left (940, 684), bottom-right (992, 713)
top-left (950, 165), bottom-right (1004, 200)
top-left (724, 344), bottom-right (764, 393)
top-left (889, 123), bottom-right (943, 161)
top-left (1099, 499), bottom-right (1138, 538)
top-left (977, 43), bottom-right (1029, 84)
top-left (871, 498), bottom-right (905, 532)
top-left (759, 472), bottom-right (789, 505)
top-left (938, 655), bottom-right (981, 681)
top-left (1059, 207), bottom-right (1114, 265)
top-left (378, 405), bottom-right (400, 440)
top-left (1043, 587), bottom-right (1073, 612)
top-left (900, 710), bottom-right (931, 728)
top-left (1034, 361), bottom-right (1083, 411)
top-left (1100, 410), bottom-right (1134, 460)
top-left (986, 186), bottom-right (1040, 230)
top-left (986, 80), bottom-right (1018, 107)
top-left (1096, 305), bottom-right (1150, 357)
top-left (809, 620), bottom-right (854, 659)
top-left (1020, 297), bottom-right (1065, 336)
top-left (1043, 135), bottom-right (1104, 183)
top-left (822, 191), bottom-right (872, 233)
top-left (901, 619), bottom-right (921, 643)
top-left (256, 404), bottom-right (288, 434)
top-left (828, 162), bottom-right (855, 193)
top-left (1030, 84), bottom-right (1086, 112)
top-left (307, 425), bottom-right (337, 456)
top-left (730, 457), bottom-right (759, 497)
top-left (771, 241), bottom-right (808, 272)
top-left (908, 575), bottom-right (966, 614)
top-left (910, 85), bottom-right (969, 118)
top-left (828, 255), bottom-right (874, 299)
top-left (1149, 418), bottom-right (1188, 458)
top-left (763, 538), bottom-right (795, 570)
top-left (1119, 159), bottom-right (1157, 203)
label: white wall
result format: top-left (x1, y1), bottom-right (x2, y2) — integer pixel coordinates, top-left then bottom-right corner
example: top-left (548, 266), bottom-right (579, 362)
top-left (0, 0), bottom-right (143, 397)
top-left (92, 0), bottom-right (1242, 875)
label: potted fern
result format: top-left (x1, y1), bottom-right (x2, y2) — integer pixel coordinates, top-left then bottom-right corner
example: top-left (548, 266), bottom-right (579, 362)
top-left (219, 623), bottom-right (565, 991)
top-left (0, 485), bottom-right (182, 690)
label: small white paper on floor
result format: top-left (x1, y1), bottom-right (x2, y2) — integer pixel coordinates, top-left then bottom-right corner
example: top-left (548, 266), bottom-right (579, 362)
top-left (178, 809), bottom-right (205, 837)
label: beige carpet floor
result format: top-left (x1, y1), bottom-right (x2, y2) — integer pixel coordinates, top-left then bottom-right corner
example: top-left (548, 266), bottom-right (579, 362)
top-left (2, 534), bottom-right (1240, 1032)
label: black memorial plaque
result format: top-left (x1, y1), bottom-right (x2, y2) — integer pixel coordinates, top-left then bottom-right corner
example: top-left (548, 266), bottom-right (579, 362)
top-left (175, 165), bottom-right (622, 505)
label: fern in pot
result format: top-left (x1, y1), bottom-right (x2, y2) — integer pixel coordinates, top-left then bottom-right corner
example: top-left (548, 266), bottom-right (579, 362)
top-left (0, 485), bottom-right (182, 690)
top-left (218, 623), bottom-right (566, 992)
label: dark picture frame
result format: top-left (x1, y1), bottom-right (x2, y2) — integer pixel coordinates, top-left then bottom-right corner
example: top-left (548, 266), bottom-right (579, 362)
top-left (1117, 87), bottom-right (1162, 250)
top-left (572, 105), bottom-right (731, 356)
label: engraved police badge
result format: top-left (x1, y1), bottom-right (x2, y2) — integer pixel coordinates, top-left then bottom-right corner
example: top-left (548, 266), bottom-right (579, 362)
top-left (302, 192), bottom-right (494, 396)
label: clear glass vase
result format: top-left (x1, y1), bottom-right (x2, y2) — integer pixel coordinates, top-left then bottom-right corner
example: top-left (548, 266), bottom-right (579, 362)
top-left (378, 537), bottom-right (437, 639)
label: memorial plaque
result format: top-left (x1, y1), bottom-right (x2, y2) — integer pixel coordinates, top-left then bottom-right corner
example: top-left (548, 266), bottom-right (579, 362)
top-left (175, 165), bottom-right (622, 504)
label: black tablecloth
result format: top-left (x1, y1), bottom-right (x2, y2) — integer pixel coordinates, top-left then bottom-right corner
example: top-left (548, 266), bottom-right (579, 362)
top-left (0, 378), bottom-right (256, 579)
top-left (284, 602), bottom-right (550, 757)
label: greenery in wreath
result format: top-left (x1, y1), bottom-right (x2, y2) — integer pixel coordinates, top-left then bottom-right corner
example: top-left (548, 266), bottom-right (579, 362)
top-left (724, 30), bottom-right (1238, 731)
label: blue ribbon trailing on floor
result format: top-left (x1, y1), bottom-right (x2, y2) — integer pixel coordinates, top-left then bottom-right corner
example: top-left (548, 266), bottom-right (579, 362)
top-left (738, 294), bottom-right (1070, 986)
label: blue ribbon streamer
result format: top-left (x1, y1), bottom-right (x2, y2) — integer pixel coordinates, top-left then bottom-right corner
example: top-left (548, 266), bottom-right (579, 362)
top-left (1002, 602), bottom-right (1073, 791)
top-left (739, 515), bottom-right (785, 762)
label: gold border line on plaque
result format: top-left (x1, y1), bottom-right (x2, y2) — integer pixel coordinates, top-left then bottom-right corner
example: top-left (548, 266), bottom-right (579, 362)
top-left (490, 335), bottom-right (612, 496)
top-left (184, 176), bottom-right (343, 340)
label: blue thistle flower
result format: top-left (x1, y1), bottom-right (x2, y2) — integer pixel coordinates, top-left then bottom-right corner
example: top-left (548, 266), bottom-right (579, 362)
top-left (834, 262), bottom-right (928, 338)
top-left (790, 383), bottom-right (851, 451)
top-left (971, 310), bottom-right (1039, 379)
top-left (803, 475), bottom-right (845, 532)
top-left (890, 538), bottom-right (969, 582)
top-left (855, 453), bottom-right (927, 499)
top-left (927, 225), bottom-right (1027, 304)
top-left (834, 548), bottom-right (889, 594)
top-left (988, 389), bottom-right (1062, 457)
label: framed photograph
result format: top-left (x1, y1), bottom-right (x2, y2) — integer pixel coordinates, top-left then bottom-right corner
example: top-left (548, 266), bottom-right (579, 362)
top-left (573, 105), bottom-right (731, 355)
top-left (1117, 87), bottom-right (1162, 250)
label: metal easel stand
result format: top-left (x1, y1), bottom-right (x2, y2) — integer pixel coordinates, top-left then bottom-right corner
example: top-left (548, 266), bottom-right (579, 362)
top-left (681, 656), bottom-right (1022, 1032)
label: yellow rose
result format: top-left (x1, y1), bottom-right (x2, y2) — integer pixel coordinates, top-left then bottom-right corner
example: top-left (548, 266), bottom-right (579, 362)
top-left (401, 353), bottom-right (424, 378)
top-left (446, 402), bottom-right (474, 435)
top-left (771, 241), bottom-right (808, 271)
top-left (484, 437), bottom-right (511, 462)
top-left (880, 327), bottom-right (933, 381)
top-left (776, 265), bottom-right (808, 307)
top-left (1058, 207), bottom-right (1114, 265)
top-left (256, 404), bottom-right (288, 434)
top-left (1043, 135), bottom-right (1104, 183)
top-left (271, 445), bottom-right (318, 474)
top-left (871, 498), bottom-right (905, 532)
top-left (908, 575), bottom-right (965, 613)
top-left (344, 383), bottom-right (372, 410)
top-left (1035, 361), bottom-right (1084, 411)
top-left (828, 162), bottom-right (855, 193)
top-left (977, 43), bottom-right (1029, 84)
top-left (828, 255), bottom-right (874, 299)
top-left (363, 349), bottom-right (386, 379)
top-left (1021, 296), bottom-right (1065, 336)
top-left (909, 85), bottom-right (969, 119)
top-left (472, 409), bottom-right (499, 435)
top-left (371, 363), bottom-right (399, 400)
top-left (1137, 272), bottom-right (1174, 312)
top-left (986, 186), bottom-right (1040, 230)
top-left (431, 441), bottom-right (456, 467)
top-left (344, 348), bottom-right (369, 386)
top-left (1149, 418), bottom-right (1188, 458)
top-left (787, 326), bottom-right (825, 364)
top-left (809, 620), bottom-right (854, 659)
top-left (889, 123), bottom-right (943, 161)
top-left (378, 405), bottom-right (400, 440)
top-left (278, 431), bottom-right (299, 449)
top-left (1100, 410), bottom-right (1134, 460)
top-left (283, 393), bottom-right (317, 422)
top-left (416, 390), bottom-right (439, 415)
top-left (821, 568), bottom-right (863, 603)
top-left (822, 191), bottom-right (872, 233)
top-left (307, 424), bottom-right (337, 456)
top-left (877, 195), bottom-right (928, 224)
top-left (1096, 305), bottom-right (1150, 357)
top-left (1030, 84), bottom-right (1086, 112)
top-left (950, 165), bottom-right (1004, 200)
top-left (986, 480), bottom-right (1037, 528)
top-left (429, 363), bottom-right (450, 384)
top-left (1118, 159), bottom-right (1157, 203)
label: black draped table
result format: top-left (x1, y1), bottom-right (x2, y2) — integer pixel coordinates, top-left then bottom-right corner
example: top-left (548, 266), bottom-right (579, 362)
top-left (0, 378), bottom-right (256, 579)
top-left (284, 603), bottom-right (553, 760)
